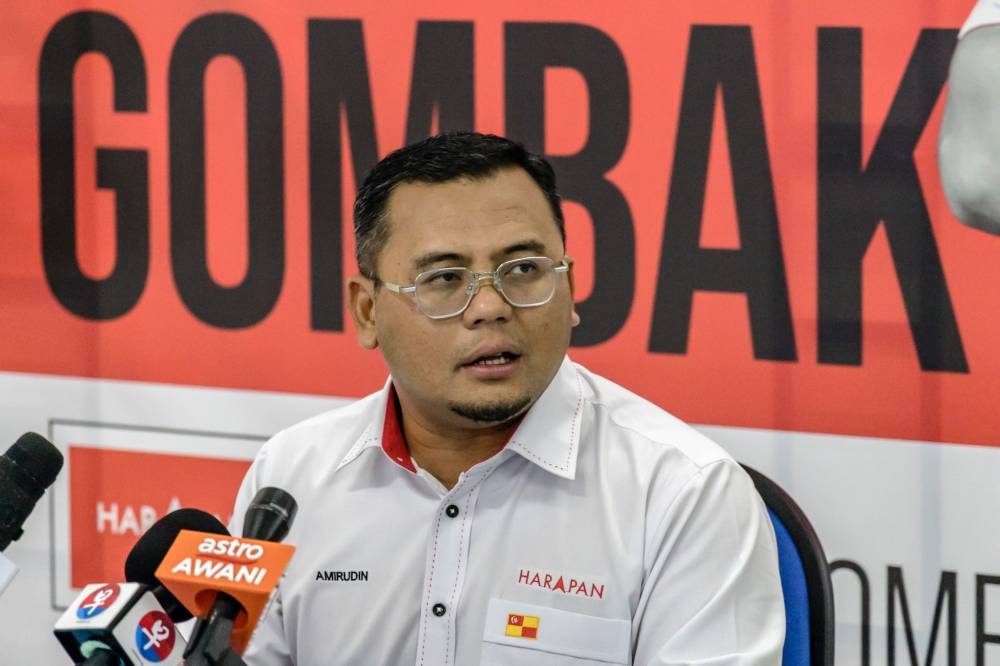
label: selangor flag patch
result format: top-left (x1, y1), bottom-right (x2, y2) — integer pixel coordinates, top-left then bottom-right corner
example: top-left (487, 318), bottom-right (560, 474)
top-left (505, 613), bottom-right (539, 639)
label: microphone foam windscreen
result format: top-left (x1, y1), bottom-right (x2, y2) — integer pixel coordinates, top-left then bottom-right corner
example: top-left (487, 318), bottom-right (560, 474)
top-left (0, 432), bottom-right (64, 550)
top-left (124, 508), bottom-right (229, 622)
top-left (125, 508), bottom-right (228, 580)
top-left (5, 432), bottom-right (64, 489)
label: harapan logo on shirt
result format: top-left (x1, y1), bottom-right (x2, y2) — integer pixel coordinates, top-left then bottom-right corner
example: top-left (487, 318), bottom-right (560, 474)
top-left (315, 570), bottom-right (369, 582)
top-left (516, 568), bottom-right (605, 599)
top-left (506, 613), bottom-right (539, 639)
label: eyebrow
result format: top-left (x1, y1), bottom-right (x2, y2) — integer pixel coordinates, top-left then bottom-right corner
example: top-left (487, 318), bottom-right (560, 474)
top-left (412, 251), bottom-right (466, 271)
top-left (412, 240), bottom-right (550, 271)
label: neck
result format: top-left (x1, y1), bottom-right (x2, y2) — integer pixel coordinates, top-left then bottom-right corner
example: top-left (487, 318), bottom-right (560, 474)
top-left (401, 410), bottom-right (521, 489)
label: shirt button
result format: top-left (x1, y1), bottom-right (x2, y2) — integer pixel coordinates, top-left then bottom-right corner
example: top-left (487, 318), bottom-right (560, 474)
top-left (445, 504), bottom-right (459, 518)
top-left (432, 603), bottom-right (447, 617)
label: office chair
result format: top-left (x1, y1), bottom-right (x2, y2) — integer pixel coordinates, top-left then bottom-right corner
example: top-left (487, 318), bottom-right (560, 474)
top-left (742, 464), bottom-right (835, 665)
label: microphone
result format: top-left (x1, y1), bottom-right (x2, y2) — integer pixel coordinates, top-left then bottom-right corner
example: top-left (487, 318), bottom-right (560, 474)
top-left (156, 487), bottom-right (298, 665)
top-left (0, 432), bottom-right (64, 550)
top-left (0, 432), bottom-right (64, 594)
top-left (53, 509), bottom-right (228, 665)
top-left (53, 582), bottom-right (184, 665)
top-left (242, 487), bottom-right (297, 542)
top-left (125, 508), bottom-right (231, 622)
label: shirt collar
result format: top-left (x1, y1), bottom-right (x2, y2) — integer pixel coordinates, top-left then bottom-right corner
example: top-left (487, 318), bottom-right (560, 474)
top-left (337, 379), bottom-right (415, 473)
top-left (337, 357), bottom-right (584, 480)
top-left (504, 357), bottom-right (583, 480)
top-left (380, 384), bottom-right (416, 472)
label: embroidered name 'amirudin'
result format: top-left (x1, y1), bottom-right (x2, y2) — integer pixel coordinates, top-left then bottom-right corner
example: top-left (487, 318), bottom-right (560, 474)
top-left (517, 568), bottom-right (604, 599)
top-left (315, 570), bottom-right (369, 582)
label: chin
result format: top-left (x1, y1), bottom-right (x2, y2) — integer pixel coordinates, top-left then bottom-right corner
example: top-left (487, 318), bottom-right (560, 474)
top-left (448, 395), bottom-right (532, 424)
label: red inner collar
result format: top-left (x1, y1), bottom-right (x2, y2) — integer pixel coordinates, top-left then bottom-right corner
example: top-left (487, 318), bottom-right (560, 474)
top-left (381, 385), bottom-right (416, 472)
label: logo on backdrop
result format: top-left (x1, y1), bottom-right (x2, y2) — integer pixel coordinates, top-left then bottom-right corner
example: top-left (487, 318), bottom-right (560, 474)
top-left (48, 421), bottom-right (266, 609)
top-left (67, 443), bottom-right (251, 588)
top-left (75, 584), bottom-right (120, 618)
top-left (134, 610), bottom-right (176, 662)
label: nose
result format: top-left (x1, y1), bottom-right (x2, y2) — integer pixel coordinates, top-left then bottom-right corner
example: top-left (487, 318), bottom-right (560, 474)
top-left (462, 273), bottom-right (512, 325)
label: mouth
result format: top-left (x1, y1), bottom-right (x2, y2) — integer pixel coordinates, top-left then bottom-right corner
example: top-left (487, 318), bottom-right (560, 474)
top-left (462, 351), bottom-right (521, 368)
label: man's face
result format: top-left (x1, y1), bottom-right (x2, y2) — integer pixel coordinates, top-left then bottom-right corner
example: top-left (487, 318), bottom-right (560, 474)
top-left (350, 166), bottom-right (579, 432)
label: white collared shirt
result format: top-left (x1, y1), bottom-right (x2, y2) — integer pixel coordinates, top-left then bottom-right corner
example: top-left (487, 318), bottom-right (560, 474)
top-left (230, 357), bottom-right (784, 665)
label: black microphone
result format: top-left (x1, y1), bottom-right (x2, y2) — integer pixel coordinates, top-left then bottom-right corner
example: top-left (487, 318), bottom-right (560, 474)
top-left (53, 509), bottom-right (228, 665)
top-left (0, 432), bottom-right (63, 595)
top-left (242, 487), bottom-right (297, 542)
top-left (0, 432), bottom-right (64, 551)
top-left (124, 508), bottom-right (230, 623)
top-left (183, 487), bottom-right (298, 666)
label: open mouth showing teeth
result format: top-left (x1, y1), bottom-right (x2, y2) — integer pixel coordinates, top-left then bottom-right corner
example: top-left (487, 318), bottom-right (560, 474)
top-left (469, 352), bottom-right (517, 366)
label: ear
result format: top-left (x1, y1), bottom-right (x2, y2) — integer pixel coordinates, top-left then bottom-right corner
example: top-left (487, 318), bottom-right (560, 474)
top-left (348, 274), bottom-right (379, 349)
top-left (566, 258), bottom-right (582, 328)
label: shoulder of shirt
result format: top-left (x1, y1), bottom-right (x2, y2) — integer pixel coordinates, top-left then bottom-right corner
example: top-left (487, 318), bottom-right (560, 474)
top-left (960, 0), bottom-right (1000, 39)
top-left (253, 389), bottom-right (383, 470)
top-left (573, 362), bottom-right (735, 472)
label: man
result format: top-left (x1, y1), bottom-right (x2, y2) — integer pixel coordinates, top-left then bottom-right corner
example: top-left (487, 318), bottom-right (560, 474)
top-left (230, 132), bottom-right (785, 665)
top-left (939, 0), bottom-right (1000, 234)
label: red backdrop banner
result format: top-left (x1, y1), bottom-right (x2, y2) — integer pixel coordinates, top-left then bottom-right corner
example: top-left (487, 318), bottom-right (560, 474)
top-left (2, 0), bottom-right (995, 446)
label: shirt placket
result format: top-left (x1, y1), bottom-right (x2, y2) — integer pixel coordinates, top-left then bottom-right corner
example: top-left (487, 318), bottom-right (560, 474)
top-left (414, 462), bottom-right (495, 666)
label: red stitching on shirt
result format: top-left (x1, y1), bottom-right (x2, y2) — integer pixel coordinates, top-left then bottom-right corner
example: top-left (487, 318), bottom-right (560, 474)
top-left (510, 369), bottom-right (584, 472)
top-left (567, 369), bottom-right (583, 470)
top-left (419, 368), bottom-right (584, 663)
top-left (418, 504), bottom-right (445, 666)
top-left (442, 468), bottom-right (496, 664)
top-left (512, 445), bottom-right (565, 471)
top-left (340, 435), bottom-right (378, 468)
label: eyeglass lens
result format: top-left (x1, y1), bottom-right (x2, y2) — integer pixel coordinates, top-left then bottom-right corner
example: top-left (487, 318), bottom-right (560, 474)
top-left (414, 257), bottom-right (557, 317)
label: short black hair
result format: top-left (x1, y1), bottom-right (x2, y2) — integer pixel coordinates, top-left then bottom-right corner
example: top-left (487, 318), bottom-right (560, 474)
top-left (353, 132), bottom-right (564, 279)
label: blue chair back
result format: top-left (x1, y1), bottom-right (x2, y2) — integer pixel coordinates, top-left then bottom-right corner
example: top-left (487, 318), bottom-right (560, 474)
top-left (742, 465), bottom-right (834, 665)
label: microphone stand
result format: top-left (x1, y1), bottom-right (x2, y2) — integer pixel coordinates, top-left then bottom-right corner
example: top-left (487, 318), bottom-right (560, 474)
top-left (182, 595), bottom-right (248, 666)
top-left (184, 488), bottom-right (297, 666)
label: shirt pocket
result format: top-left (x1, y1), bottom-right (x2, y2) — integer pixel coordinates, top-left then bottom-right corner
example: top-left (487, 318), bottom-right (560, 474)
top-left (480, 598), bottom-right (631, 665)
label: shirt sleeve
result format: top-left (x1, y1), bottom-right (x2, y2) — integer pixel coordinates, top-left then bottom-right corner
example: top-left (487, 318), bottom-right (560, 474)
top-left (939, 2), bottom-right (1000, 235)
top-left (229, 445), bottom-right (295, 666)
top-left (632, 459), bottom-right (785, 665)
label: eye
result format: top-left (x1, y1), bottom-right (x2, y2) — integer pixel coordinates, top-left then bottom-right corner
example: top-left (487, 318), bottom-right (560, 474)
top-left (424, 269), bottom-right (465, 285)
top-left (506, 259), bottom-right (541, 275)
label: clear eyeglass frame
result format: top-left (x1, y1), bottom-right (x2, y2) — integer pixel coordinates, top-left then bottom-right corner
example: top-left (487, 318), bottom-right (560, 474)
top-left (379, 256), bottom-right (572, 320)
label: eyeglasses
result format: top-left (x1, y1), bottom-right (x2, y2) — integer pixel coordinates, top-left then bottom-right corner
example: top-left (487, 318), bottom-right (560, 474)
top-left (379, 256), bottom-right (572, 320)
